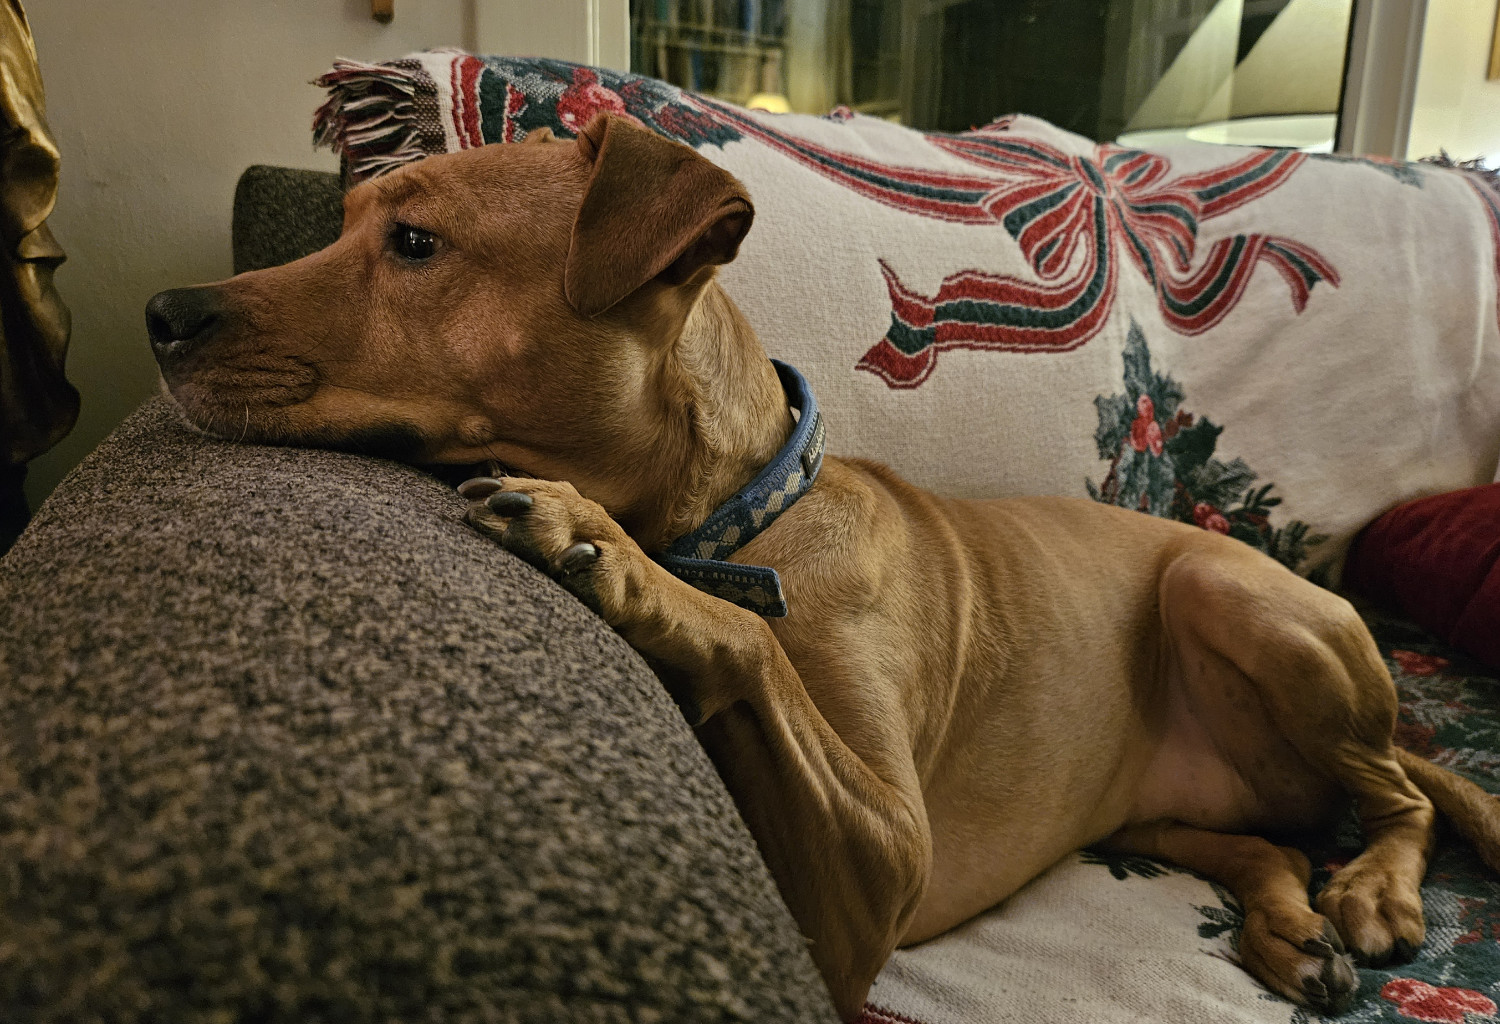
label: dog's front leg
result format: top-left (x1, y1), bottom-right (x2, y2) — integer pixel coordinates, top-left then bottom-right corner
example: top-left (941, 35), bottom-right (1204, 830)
top-left (462, 477), bottom-right (932, 1020)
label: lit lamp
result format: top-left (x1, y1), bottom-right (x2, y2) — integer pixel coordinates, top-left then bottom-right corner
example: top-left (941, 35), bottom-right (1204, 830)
top-left (747, 92), bottom-right (791, 113)
top-left (749, 49), bottom-right (790, 114)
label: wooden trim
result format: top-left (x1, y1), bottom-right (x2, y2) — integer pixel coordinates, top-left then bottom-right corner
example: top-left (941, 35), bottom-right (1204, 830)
top-left (1490, 1), bottom-right (1500, 80)
top-left (590, 0), bottom-right (630, 71)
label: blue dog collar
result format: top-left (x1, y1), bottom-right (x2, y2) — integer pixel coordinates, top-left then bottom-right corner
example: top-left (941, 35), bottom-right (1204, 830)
top-left (653, 360), bottom-right (825, 618)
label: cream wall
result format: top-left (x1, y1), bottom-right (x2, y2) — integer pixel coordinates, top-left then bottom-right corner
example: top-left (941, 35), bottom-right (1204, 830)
top-left (1407, 0), bottom-right (1500, 164)
top-left (22, 0), bottom-right (626, 509)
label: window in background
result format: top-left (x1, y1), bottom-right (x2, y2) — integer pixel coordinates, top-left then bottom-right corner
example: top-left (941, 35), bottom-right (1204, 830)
top-left (629, 0), bottom-right (1354, 152)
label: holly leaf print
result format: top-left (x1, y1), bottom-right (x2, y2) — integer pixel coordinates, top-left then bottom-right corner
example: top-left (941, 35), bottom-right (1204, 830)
top-left (1086, 321), bottom-right (1321, 571)
top-left (1164, 417), bottom-right (1223, 478)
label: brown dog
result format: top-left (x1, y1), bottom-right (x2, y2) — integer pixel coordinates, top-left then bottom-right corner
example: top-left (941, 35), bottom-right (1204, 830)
top-left (147, 113), bottom-right (1500, 1020)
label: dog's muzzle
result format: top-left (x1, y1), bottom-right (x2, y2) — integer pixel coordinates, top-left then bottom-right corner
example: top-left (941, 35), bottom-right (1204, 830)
top-left (146, 286), bottom-right (226, 365)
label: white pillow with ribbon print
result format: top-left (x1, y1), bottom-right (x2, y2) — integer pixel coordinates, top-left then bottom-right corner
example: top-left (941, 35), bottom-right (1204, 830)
top-left (314, 53), bottom-right (1500, 577)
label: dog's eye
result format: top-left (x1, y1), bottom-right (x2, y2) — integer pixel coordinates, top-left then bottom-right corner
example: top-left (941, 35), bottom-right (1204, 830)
top-left (392, 224), bottom-right (439, 261)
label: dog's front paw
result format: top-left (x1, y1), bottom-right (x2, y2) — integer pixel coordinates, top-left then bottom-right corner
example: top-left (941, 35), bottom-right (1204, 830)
top-left (459, 476), bottom-right (630, 616)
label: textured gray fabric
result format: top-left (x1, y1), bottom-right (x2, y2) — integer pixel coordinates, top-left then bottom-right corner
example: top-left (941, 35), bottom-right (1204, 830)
top-left (232, 166), bottom-right (345, 274)
top-left (0, 398), bottom-right (837, 1023)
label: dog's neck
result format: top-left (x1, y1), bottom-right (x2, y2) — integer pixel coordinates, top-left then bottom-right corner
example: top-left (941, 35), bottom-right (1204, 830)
top-left (629, 280), bottom-right (794, 552)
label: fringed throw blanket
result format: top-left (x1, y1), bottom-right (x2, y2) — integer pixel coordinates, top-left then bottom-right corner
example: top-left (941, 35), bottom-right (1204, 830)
top-left (315, 53), bottom-right (1500, 1023)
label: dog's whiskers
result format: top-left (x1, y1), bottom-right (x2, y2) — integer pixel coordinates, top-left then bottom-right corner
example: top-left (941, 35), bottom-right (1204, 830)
top-left (481, 441), bottom-right (515, 480)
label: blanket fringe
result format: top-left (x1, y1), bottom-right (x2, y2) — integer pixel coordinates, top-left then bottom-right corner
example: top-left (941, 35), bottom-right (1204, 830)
top-left (1421, 151), bottom-right (1500, 200)
top-left (312, 57), bottom-right (431, 180)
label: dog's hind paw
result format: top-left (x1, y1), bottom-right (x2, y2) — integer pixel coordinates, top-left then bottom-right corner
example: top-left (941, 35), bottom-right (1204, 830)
top-left (1243, 913), bottom-right (1358, 1015)
top-left (1297, 924), bottom-right (1359, 1015)
top-left (1315, 860), bottom-right (1426, 968)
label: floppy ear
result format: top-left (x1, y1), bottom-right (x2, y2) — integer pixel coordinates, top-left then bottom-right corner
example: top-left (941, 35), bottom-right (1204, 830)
top-left (565, 113), bottom-right (754, 318)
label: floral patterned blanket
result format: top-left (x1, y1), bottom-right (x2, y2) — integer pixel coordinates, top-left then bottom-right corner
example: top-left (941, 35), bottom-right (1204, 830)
top-left (308, 54), bottom-right (1500, 1022)
top-left (859, 615), bottom-right (1500, 1024)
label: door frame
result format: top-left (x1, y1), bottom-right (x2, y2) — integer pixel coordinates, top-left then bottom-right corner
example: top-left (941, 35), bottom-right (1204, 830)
top-left (1336, 0), bottom-right (1429, 158)
top-left (473, 0), bottom-right (630, 71)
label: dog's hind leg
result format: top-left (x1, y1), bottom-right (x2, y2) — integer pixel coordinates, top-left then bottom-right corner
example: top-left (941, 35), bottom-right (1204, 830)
top-left (462, 476), bottom-right (932, 1021)
top-left (1161, 548), bottom-right (1435, 969)
top-left (1104, 822), bottom-right (1357, 1013)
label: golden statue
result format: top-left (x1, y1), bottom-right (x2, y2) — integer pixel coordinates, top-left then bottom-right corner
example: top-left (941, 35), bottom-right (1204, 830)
top-left (1, 0), bottom-right (75, 544)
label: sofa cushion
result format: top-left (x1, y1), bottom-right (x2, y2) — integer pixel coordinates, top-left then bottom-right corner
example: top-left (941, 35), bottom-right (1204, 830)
top-left (1345, 483), bottom-right (1500, 671)
top-left (0, 398), bottom-right (837, 1023)
top-left (312, 54), bottom-right (1500, 580)
top-left (232, 164), bottom-right (345, 274)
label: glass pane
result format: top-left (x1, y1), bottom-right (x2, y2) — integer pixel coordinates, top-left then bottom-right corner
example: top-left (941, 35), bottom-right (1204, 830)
top-left (629, 0), bottom-right (1353, 150)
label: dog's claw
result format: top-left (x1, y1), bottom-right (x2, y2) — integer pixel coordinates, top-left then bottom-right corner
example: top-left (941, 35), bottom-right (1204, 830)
top-left (486, 491), bottom-right (534, 517)
top-left (560, 542), bottom-right (600, 575)
top-left (1301, 921), bottom-right (1346, 959)
top-left (1303, 952), bottom-right (1358, 1015)
top-left (1293, 920), bottom-right (1357, 1015)
top-left (1360, 936), bottom-right (1421, 968)
top-left (1301, 936), bottom-right (1335, 959)
top-left (458, 476), bottom-right (506, 500)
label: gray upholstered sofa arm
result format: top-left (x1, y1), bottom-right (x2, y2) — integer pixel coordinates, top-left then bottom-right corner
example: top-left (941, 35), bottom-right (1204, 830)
top-left (232, 165), bottom-right (345, 274)
top-left (0, 165), bottom-right (838, 1022)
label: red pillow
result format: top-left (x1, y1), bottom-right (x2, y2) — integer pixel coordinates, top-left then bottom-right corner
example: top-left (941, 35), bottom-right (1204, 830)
top-left (1345, 483), bottom-right (1500, 671)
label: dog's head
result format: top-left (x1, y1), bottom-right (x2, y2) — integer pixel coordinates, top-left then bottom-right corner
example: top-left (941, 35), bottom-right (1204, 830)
top-left (147, 113), bottom-right (753, 497)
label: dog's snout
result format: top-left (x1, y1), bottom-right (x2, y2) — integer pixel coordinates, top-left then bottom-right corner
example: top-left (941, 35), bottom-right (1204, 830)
top-left (146, 287), bottom-right (225, 361)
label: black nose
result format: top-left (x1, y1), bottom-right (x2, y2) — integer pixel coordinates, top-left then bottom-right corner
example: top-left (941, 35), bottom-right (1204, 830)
top-left (146, 287), bottom-right (225, 361)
